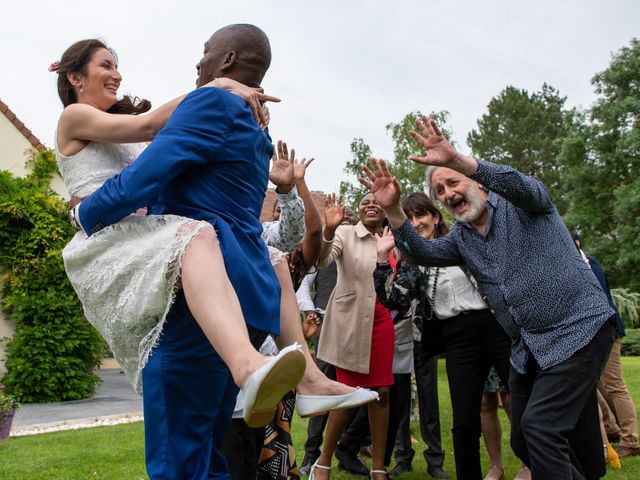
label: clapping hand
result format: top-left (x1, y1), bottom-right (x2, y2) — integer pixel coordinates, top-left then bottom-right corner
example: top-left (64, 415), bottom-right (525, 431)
top-left (269, 140), bottom-right (295, 193)
top-left (324, 193), bottom-right (345, 231)
top-left (358, 158), bottom-right (402, 210)
top-left (408, 115), bottom-right (458, 167)
top-left (376, 227), bottom-right (396, 262)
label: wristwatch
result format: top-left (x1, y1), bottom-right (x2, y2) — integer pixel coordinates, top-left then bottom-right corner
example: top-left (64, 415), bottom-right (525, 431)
top-left (68, 203), bottom-right (82, 230)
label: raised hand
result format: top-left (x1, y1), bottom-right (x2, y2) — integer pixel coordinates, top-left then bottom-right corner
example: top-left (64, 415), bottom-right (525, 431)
top-left (376, 226), bottom-right (396, 262)
top-left (324, 193), bottom-right (346, 231)
top-left (207, 77), bottom-right (280, 129)
top-left (293, 157), bottom-right (315, 183)
top-left (358, 158), bottom-right (402, 210)
top-left (269, 140), bottom-right (295, 192)
top-left (408, 115), bottom-right (458, 167)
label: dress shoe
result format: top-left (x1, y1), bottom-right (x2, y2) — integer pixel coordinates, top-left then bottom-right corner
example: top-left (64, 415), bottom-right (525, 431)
top-left (242, 343), bottom-right (305, 427)
top-left (389, 462), bottom-right (412, 477)
top-left (300, 456), bottom-right (318, 477)
top-left (614, 445), bottom-right (640, 457)
top-left (297, 388), bottom-right (379, 417)
top-left (335, 448), bottom-right (369, 476)
top-left (427, 464), bottom-right (451, 479)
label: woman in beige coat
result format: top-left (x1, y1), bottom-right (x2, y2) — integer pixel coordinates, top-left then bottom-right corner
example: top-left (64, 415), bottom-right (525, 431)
top-left (310, 193), bottom-right (394, 480)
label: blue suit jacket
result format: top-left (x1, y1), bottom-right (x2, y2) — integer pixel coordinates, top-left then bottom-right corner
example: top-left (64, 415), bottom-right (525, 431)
top-left (78, 87), bottom-right (280, 335)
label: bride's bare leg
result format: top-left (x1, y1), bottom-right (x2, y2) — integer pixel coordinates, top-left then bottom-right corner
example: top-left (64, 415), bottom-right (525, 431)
top-left (272, 261), bottom-right (354, 396)
top-left (181, 226), bottom-right (269, 387)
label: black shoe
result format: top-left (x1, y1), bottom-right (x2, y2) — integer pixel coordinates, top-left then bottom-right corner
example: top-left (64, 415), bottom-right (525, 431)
top-left (389, 462), bottom-right (412, 477)
top-left (427, 465), bottom-right (450, 479)
top-left (335, 448), bottom-right (369, 476)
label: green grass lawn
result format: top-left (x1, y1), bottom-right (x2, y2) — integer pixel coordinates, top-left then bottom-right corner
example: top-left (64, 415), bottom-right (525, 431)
top-left (1, 358), bottom-right (638, 480)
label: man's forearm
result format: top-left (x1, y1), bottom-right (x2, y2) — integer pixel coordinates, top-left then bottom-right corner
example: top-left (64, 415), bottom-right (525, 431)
top-left (384, 203), bottom-right (407, 229)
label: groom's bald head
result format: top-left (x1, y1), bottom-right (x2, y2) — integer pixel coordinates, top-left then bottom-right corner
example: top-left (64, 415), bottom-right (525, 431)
top-left (196, 24), bottom-right (271, 88)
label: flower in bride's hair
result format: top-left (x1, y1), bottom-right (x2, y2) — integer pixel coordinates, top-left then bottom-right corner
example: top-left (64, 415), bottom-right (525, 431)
top-left (48, 61), bottom-right (60, 72)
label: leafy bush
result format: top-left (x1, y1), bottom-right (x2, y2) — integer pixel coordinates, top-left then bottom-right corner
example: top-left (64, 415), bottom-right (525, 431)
top-left (611, 288), bottom-right (640, 329)
top-left (0, 391), bottom-right (19, 418)
top-left (0, 150), bottom-right (105, 402)
top-left (621, 329), bottom-right (640, 357)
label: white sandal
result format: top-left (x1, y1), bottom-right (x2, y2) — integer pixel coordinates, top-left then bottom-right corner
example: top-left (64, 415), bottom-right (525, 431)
top-left (309, 461), bottom-right (331, 480)
top-left (370, 469), bottom-right (389, 480)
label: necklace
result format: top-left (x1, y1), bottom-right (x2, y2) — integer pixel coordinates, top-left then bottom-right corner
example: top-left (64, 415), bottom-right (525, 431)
top-left (424, 267), bottom-right (440, 321)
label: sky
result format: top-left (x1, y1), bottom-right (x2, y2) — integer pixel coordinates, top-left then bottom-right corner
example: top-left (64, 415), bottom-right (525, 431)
top-left (1, 0), bottom-right (638, 193)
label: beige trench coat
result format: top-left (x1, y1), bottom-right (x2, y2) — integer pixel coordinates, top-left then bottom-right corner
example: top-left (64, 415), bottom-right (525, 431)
top-left (316, 222), bottom-right (378, 373)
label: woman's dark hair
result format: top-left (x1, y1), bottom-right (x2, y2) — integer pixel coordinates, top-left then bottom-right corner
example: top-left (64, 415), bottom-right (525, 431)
top-left (401, 192), bottom-right (450, 238)
top-left (55, 39), bottom-right (151, 115)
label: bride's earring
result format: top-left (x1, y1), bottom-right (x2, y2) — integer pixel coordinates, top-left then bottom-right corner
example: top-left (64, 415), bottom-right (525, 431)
top-left (79, 85), bottom-right (85, 94)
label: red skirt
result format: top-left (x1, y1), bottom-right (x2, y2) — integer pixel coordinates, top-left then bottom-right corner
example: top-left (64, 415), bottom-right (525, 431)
top-left (336, 299), bottom-right (394, 388)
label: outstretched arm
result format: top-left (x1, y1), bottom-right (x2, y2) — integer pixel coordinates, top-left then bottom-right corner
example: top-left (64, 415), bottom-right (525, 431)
top-left (77, 88), bottom-right (233, 235)
top-left (410, 115), bottom-right (554, 213)
top-left (262, 141), bottom-right (305, 252)
top-left (59, 77), bottom-right (279, 147)
top-left (294, 156), bottom-right (323, 269)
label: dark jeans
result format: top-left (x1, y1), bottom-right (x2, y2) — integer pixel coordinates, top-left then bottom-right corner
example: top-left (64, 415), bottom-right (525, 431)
top-left (442, 309), bottom-right (511, 480)
top-left (510, 318), bottom-right (616, 480)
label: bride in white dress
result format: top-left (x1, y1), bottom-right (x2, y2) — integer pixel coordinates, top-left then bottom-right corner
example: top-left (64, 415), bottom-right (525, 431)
top-left (52, 39), bottom-right (305, 426)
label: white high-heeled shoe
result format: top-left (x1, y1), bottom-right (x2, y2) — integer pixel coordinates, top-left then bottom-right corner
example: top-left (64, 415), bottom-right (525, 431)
top-left (309, 461), bottom-right (331, 480)
top-left (296, 387), bottom-right (379, 417)
top-left (242, 342), bottom-right (305, 427)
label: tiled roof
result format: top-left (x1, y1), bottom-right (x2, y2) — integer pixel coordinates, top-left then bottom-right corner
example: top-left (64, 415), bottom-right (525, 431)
top-left (0, 99), bottom-right (44, 150)
top-left (261, 189), bottom-right (328, 223)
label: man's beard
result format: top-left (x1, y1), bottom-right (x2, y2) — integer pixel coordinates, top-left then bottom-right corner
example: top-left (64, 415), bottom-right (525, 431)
top-left (444, 188), bottom-right (486, 223)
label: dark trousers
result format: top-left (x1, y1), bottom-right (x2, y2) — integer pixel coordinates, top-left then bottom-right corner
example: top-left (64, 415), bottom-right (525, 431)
top-left (414, 349), bottom-right (445, 467)
top-left (302, 361), bottom-right (370, 466)
top-left (143, 292), bottom-right (268, 480)
top-left (510, 319), bottom-right (616, 480)
top-left (302, 358), bottom-right (336, 463)
top-left (442, 310), bottom-right (511, 480)
top-left (220, 419), bottom-right (265, 480)
top-left (385, 373), bottom-right (413, 466)
top-left (385, 356), bottom-right (445, 469)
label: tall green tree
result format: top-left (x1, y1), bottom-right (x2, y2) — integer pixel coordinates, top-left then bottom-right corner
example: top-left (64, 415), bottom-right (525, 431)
top-left (560, 38), bottom-right (640, 290)
top-left (467, 83), bottom-right (574, 213)
top-left (0, 150), bottom-right (105, 402)
top-left (340, 111), bottom-right (452, 213)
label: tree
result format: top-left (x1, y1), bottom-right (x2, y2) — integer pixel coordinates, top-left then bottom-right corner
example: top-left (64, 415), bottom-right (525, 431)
top-left (560, 38), bottom-right (640, 290)
top-left (0, 150), bottom-right (105, 402)
top-left (467, 83), bottom-right (574, 213)
top-left (340, 111), bottom-right (453, 213)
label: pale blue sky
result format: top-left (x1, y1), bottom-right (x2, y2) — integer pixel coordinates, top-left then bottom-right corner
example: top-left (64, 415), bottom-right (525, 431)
top-left (1, 0), bottom-right (638, 192)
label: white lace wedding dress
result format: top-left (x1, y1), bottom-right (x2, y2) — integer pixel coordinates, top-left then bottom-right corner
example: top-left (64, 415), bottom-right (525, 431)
top-left (56, 140), bottom-right (210, 392)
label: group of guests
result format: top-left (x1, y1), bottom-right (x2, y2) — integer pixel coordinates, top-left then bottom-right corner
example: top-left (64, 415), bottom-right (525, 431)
top-left (46, 22), bottom-right (638, 480)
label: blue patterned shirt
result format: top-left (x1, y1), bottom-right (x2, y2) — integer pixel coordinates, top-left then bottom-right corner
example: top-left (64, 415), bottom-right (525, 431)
top-left (392, 159), bottom-right (614, 373)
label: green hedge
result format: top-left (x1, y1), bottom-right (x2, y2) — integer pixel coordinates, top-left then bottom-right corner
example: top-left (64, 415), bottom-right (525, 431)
top-left (621, 329), bottom-right (640, 357)
top-left (0, 150), bottom-right (105, 402)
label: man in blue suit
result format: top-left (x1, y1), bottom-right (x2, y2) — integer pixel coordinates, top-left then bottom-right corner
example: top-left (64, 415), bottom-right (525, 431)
top-left (74, 24), bottom-right (285, 479)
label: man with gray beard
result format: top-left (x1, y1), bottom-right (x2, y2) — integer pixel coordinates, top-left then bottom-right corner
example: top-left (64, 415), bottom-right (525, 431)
top-left (359, 115), bottom-right (616, 480)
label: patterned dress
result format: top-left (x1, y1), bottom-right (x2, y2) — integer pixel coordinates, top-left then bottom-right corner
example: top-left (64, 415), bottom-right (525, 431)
top-left (56, 140), bottom-right (211, 392)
